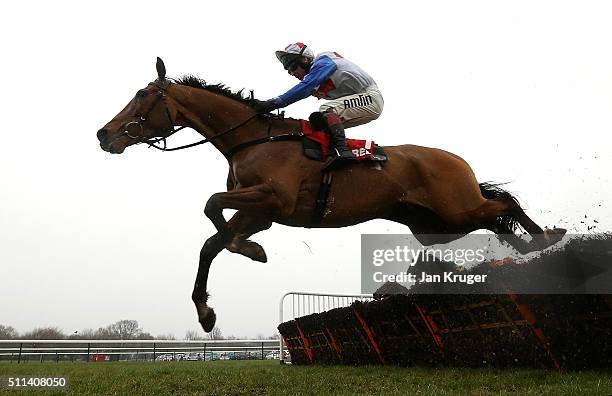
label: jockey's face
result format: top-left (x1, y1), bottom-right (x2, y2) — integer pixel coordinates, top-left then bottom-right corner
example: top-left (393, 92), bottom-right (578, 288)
top-left (288, 64), bottom-right (307, 80)
top-left (287, 56), bottom-right (311, 80)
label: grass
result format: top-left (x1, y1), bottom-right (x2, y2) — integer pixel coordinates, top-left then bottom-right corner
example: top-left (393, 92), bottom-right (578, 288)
top-left (0, 361), bottom-right (611, 395)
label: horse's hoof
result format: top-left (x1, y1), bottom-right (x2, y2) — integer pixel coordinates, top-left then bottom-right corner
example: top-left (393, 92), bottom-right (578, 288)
top-left (242, 240), bottom-right (267, 263)
top-left (198, 306), bottom-right (217, 333)
top-left (227, 240), bottom-right (267, 263)
top-left (544, 228), bottom-right (567, 246)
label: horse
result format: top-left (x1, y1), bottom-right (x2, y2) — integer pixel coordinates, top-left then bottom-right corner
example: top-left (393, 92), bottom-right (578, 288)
top-left (97, 58), bottom-right (566, 333)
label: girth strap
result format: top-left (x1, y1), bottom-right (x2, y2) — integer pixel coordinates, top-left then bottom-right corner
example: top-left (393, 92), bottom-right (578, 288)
top-left (311, 171), bottom-right (333, 226)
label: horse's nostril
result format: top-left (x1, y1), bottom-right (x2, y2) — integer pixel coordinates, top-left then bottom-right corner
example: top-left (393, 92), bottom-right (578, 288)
top-left (97, 129), bottom-right (108, 142)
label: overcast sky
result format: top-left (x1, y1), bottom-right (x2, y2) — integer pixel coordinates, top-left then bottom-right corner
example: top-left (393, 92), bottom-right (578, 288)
top-left (1, 1), bottom-right (611, 338)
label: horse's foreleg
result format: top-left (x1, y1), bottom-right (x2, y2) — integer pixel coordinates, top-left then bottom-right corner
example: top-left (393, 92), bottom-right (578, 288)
top-left (194, 185), bottom-right (285, 333)
top-left (192, 215), bottom-right (270, 333)
top-left (204, 184), bottom-right (285, 232)
top-left (203, 184), bottom-right (283, 260)
top-left (208, 186), bottom-right (284, 263)
top-left (192, 232), bottom-right (229, 332)
top-left (225, 211), bottom-right (272, 263)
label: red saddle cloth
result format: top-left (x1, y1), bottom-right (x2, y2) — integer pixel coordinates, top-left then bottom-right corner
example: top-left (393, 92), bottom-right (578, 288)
top-left (300, 120), bottom-right (376, 160)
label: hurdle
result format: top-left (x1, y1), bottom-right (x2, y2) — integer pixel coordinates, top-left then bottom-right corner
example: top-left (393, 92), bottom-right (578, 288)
top-left (278, 292), bottom-right (373, 363)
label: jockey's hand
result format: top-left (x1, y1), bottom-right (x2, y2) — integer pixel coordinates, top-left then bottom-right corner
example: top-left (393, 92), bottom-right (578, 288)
top-left (254, 99), bottom-right (279, 114)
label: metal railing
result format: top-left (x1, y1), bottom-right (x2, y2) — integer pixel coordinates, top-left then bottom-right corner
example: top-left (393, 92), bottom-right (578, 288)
top-left (0, 339), bottom-right (280, 363)
top-left (278, 292), bottom-right (374, 363)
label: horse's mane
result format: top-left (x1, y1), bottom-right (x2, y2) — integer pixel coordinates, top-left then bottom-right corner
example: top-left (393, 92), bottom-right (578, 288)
top-left (173, 75), bottom-right (256, 108)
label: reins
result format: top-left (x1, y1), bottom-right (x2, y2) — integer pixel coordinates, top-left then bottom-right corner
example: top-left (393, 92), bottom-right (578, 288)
top-left (145, 112), bottom-right (259, 153)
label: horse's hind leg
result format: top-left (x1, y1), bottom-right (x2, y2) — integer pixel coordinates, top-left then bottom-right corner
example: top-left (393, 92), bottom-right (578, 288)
top-left (387, 204), bottom-right (473, 245)
top-left (475, 183), bottom-right (567, 248)
top-left (456, 198), bottom-right (565, 253)
top-left (457, 199), bottom-right (542, 253)
top-left (510, 206), bottom-right (566, 249)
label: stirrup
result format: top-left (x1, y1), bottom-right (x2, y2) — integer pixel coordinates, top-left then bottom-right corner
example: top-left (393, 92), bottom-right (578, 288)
top-left (321, 150), bottom-right (354, 172)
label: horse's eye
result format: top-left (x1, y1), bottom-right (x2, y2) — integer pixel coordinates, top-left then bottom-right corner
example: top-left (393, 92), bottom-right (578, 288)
top-left (136, 90), bottom-right (148, 98)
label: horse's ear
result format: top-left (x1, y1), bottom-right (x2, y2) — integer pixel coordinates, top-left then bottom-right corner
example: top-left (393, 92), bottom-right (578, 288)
top-left (156, 57), bottom-right (166, 80)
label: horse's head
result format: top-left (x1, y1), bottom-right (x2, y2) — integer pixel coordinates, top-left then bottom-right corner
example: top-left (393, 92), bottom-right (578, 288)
top-left (97, 58), bottom-right (178, 154)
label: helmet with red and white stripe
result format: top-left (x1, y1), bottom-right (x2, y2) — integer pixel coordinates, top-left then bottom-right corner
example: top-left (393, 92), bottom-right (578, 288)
top-left (275, 42), bottom-right (314, 70)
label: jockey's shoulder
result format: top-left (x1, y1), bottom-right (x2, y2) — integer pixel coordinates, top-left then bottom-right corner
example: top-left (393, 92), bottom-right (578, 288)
top-left (314, 51), bottom-right (342, 60)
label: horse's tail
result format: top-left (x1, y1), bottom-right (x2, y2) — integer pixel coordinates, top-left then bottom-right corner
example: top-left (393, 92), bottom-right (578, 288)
top-left (478, 182), bottom-right (522, 233)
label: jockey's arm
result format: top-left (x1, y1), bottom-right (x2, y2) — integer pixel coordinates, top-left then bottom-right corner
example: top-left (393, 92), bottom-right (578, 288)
top-left (272, 56), bottom-right (337, 108)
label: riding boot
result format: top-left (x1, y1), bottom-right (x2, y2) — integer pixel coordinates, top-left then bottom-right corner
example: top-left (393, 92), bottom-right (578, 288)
top-left (322, 113), bottom-right (355, 171)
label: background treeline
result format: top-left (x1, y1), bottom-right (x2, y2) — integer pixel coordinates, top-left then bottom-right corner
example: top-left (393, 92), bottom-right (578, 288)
top-left (0, 322), bottom-right (278, 340)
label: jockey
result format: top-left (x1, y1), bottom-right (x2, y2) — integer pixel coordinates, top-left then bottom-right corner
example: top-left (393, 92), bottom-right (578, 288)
top-left (254, 42), bottom-right (384, 168)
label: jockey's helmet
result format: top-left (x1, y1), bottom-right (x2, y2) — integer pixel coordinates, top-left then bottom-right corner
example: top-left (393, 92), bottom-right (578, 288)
top-left (275, 42), bottom-right (314, 71)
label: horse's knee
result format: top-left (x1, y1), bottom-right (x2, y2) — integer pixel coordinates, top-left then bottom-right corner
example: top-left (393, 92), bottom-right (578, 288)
top-left (201, 235), bottom-right (217, 252)
top-left (200, 234), bottom-right (226, 262)
top-left (200, 239), bottom-right (213, 257)
top-left (204, 194), bottom-right (220, 218)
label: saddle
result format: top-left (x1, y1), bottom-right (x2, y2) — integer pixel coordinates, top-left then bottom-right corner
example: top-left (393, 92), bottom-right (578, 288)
top-left (299, 120), bottom-right (387, 163)
top-left (296, 119), bottom-right (387, 226)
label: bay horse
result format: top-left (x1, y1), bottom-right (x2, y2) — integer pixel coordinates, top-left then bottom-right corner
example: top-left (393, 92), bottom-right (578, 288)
top-left (97, 58), bottom-right (566, 333)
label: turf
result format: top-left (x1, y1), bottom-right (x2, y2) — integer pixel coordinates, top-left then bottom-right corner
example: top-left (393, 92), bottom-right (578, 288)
top-left (0, 361), bottom-right (611, 395)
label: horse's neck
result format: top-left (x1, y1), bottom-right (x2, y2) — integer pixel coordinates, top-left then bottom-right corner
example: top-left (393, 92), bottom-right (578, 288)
top-left (172, 86), bottom-right (302, 153)
top-left (171, 87), bottom-right (258, 152)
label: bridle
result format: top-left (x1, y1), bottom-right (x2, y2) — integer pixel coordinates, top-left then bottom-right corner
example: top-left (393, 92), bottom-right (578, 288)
top-left (115, 79), bottom-right (259, 153)
top-left (118, 80), bottom-right (179, 145)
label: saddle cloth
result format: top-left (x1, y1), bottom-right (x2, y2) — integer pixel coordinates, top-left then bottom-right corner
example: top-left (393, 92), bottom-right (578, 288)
top-left (300, 120), bottom-right (387, 162)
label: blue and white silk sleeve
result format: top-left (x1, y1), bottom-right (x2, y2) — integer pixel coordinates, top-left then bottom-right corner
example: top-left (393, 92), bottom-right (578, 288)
top-left (273, 56), bottom-right (337, 107)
